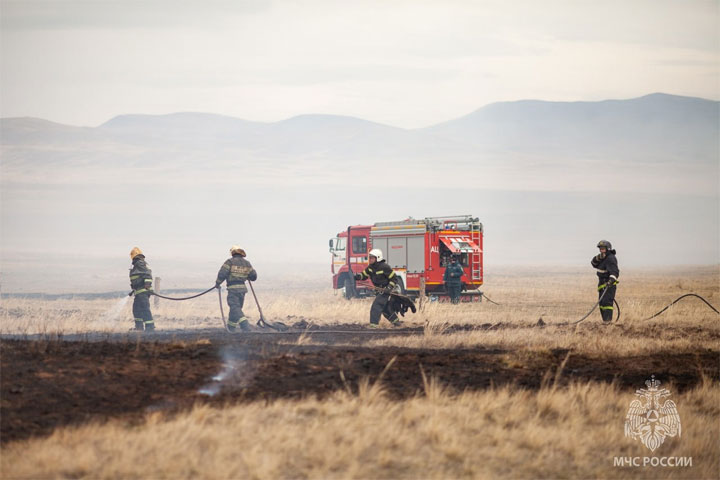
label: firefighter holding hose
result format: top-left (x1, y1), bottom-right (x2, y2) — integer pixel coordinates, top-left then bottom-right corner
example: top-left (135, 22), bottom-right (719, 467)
top-left (354, 248), bottom-right (401, 328)
top-left (216, 245), bottom-right (257, 332)
top-left (591, 240), bottom-right (619, 322)
top-left (129, 247), bottom-right (154, 331)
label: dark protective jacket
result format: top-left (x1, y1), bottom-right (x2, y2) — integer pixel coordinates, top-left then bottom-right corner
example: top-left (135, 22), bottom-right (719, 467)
top-left (357, 260), bottom-right (398, 289)
top-left (443, 263), bottom-right (464, 286)
top-left (129, 255), bottom-right (153, 294)
top-left (591, 250), bottom-right (619, 283)
top-left (216, 254), bottom-right (257, 293)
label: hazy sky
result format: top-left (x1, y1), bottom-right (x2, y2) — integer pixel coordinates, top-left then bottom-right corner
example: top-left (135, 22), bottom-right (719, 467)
top-left (1, 0), bottom-right (718, 128)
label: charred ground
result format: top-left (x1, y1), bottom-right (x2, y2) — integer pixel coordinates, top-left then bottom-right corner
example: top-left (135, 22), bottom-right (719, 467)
top-left (2, 324), bottom-right (718, 445)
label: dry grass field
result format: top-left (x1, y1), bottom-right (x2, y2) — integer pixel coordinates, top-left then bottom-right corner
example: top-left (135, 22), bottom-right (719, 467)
top-left (1, 266), bottom-right (718, 479)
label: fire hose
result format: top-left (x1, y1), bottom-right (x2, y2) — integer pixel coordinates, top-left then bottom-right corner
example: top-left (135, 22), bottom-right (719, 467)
top-left (643, 293), bottom-right (719, 320)
top-left (149, 286), bottom-right (229, 332)
top-left (487, 287), bottom-right (717, 325)
top-left (149, 284), bottom-right (287, 332)
top-left (572, 286), bottom-right (619, 325)
top-left (483, 287), bottom-right (620, 324)
top-left (248, 281), bottom-right (288, 331)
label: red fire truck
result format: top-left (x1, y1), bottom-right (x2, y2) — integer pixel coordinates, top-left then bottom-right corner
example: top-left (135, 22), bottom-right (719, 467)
top-left (329, 215), bottom-right (484, 302)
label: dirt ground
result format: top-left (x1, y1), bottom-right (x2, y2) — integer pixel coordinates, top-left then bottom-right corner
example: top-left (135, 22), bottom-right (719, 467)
top-left (2, 324), bottom-right (718, 445)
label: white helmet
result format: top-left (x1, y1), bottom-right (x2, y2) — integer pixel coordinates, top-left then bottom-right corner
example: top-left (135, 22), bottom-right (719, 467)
top-left (369, 248), bottom-right (383, 261)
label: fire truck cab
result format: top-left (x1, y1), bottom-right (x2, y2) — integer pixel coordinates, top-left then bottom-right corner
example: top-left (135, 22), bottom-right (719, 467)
top-left (329, 215), bottom-right (483, 302)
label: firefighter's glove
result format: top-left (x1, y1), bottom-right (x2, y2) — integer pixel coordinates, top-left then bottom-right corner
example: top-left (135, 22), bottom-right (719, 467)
top-left (128, 291), bottom-right (134, 297)
top-left (354, 274), bottom-right (362, 281)
top-left (382, 287), bottom-right (394, 295)
top-left (215, 282), bottom-right (221, 289)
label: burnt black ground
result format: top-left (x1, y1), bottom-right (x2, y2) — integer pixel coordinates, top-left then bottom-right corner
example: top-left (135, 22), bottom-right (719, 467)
top-left (1, 324), bottom-right (718, 445)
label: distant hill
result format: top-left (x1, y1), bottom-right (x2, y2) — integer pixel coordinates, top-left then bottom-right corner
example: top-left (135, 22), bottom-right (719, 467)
top-left (2, 93), bottom-right (717, 164)
top-left (1, 93), bottom-right (718, 287)
top-left (423, 93), bottom-right (719, 163)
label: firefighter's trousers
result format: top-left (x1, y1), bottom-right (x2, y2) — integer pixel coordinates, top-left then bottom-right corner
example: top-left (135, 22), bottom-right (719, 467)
top-left (132, 292), bottom-right (154, 329)
top-left (598, 282), bottom-right (617, 322)
top-left (370, 293), bottom-right (398, 325)
top-left (446, 283), bottom-right (462, 304)
top-left (227, 289), bottom-right (249, 328)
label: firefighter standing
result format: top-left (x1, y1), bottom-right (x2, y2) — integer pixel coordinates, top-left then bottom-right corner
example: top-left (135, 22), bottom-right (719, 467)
top-left (354, 248), bottom-right (401, 328)
top-left (591, 240), bottom-right (619, 323)
top-left (216, 245), bottom-right (257, 332)
top-left (129, 247), bottom-right (154, 331)
top-left (443, 255), bottom-right (464, 304)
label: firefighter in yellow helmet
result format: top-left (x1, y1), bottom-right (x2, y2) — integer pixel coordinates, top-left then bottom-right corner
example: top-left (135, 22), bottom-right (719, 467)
top-left (128, 247), bottom-right (154, 331)
top-left (215, 245), bottom-right (257, 332)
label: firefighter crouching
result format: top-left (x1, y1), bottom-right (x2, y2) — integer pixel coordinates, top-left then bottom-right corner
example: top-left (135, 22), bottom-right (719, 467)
top-left (591, 240), bottom-right (619, 323)
top-left (443, 255), bottom-right (464, 304)
top-left (216, 245), bottom-right (257, 332)
top-left (355, 248), bottom-right (401, 328)
top-left (129, 247), bottom-right (154, 331)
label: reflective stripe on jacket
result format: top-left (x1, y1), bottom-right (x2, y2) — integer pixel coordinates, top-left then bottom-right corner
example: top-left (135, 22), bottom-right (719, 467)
top-left (358, 260), bottom-right (398, 289)
top-left (129, 255), bottom-right (153, 292)
top-left (216, 255), bottom-right (257, 292)
top-left (591, 251), bottom-right (619, 283)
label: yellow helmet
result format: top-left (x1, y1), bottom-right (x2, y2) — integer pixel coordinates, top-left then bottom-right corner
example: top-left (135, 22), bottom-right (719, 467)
top-left (129, 247), bottom-right (143, 260)
top-left (230, 245), bottom-right (246, 257)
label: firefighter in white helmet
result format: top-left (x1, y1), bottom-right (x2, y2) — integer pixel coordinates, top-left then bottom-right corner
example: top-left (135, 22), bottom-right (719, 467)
top-left (128, 247), bottom-right (154, 331)
top-left (591, 240), bottom-right (620, 322)
top-left (354, 248), bottom-right (401, 328)
top-left (215, 245), bottom-right (257, 332)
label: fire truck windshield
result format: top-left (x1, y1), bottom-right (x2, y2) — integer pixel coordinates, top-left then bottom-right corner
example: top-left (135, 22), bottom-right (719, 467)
top-left (330, 237), bottom-right (346, 253)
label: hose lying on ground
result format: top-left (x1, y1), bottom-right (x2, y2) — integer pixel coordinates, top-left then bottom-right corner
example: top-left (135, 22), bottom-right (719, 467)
top-left (482, 293), bottom-right (501, 305)
top-left (643, 293), bottom-right (719, 320)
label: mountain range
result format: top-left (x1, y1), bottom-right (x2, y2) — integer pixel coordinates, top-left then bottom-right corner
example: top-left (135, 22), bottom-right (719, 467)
top-left (2, 93), bottom-right (717, 164)
top-left (1, 93), bottom-right (718, 291)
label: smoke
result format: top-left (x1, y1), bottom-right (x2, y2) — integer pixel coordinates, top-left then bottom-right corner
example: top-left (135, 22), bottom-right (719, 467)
top-left (198, 345), bottom-right (255, 397)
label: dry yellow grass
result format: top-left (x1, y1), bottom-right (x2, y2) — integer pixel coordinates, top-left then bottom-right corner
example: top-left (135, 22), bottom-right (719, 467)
top-left (1, 266), bottom-right (717, 338)
top-left (1, 267), bottom-right (718, 479)
top-left (2, 379), bottom-right (717, 479)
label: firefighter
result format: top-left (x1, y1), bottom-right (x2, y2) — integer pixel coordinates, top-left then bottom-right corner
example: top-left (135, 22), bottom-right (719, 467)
top-left (216, 245), bottom-right (257, 332)
top-left (591, 240), bottom-right (619, 323)
top-left (443, 255), bottom-right (464, 304)
top-left (129, 247), bottom-right (154, 331)
top-left (354, 248), bottom-right (401, 328)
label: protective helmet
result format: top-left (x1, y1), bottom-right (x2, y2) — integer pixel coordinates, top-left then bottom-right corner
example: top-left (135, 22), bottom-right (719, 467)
top-left (129, 247), bottom-right (143, 260)
top-left (230, 245), bottom-right (246, 257)
top-left (597, 240), bottom-right (612, 250)
top-left (369, 248), bottom-right (383, 261)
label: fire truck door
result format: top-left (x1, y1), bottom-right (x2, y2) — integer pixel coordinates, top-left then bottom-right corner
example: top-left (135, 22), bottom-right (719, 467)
top-left (372, 238), bottom-right (388, 260)
top-left (387, 237), bottom-right (407, 269)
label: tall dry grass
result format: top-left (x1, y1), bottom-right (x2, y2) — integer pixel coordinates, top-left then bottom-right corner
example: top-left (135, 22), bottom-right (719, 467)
top-left (1, 267), bottom-right (717, 338)
top-left (2, 379), bottom-right (717, 479)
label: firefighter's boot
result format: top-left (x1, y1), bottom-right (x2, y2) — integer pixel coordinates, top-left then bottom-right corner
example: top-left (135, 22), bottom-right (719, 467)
top-left (144, 320), bottom-right (155, 331)
top-left (600, 307), bottom-right (613, 323)
top-left (132, 320), bottom-right (144, 331)
top-left (239, 318), bottom-right (251, 332)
